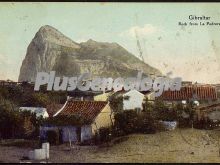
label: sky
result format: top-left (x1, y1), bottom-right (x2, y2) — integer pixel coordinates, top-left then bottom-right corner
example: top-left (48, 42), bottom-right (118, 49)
top-left (0, 2), bottom-right (220, 84)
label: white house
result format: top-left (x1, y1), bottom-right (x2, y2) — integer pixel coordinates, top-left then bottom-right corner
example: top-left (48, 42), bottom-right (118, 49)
top-left (19, 107), bottom-right (49, 118)
top-left (122, 89), bottom-right (145, 111)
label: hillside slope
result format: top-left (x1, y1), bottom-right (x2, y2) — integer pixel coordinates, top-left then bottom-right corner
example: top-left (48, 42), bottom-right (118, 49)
top-left (18, 25), bottom-right (162, 82)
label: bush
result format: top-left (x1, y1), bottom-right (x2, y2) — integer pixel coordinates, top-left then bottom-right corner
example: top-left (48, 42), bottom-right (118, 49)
top-left (178, 117), bottom-right (191, 128)
top-left (194, 118), bottom-right (220, 130)
top-left (154, 120), bottom-right (166, 131)
top-left (112, 126), bottom-right (126, 137)
top-left (46, 130), bottom-right (59, 145)
top-left (93, 127), bottom-right (113, 145)
top-left (138, 112), bottom-right (157, 134)
top-left (99, 127), bottom-right (112, 142)
top-left (0, 100), bottom-right (37, 139)
top-left (114, 110), bottom-right (158, 135)
top-left (114, 110), bottom-right (139, 134)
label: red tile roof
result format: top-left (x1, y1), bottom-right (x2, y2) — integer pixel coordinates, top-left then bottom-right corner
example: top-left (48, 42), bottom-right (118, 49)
top-left (56, 100), bottom-right (108, 123)
top-left (159, 86), bottom-right (217, 101)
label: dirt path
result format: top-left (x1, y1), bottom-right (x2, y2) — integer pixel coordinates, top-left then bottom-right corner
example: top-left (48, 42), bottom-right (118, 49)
top-left (1, 128), bottom-right (220, 163)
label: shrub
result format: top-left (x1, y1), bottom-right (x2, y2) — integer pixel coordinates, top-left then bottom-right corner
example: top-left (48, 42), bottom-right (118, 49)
top-left (93, 130), bottom-right (100, 145)
top-left (114, 110), bottom-right (139, 134)
top-left (154, 120), bottom-right (166, 131)
top-left (178, 117), bottom-right (191, 128)
top-left (109, 94), bottom-right (123, 113)
top-left (0, 100), bottom-right (38, 139)
top-left (99, 127), bottom-right (112, 142)
top-left (112, 126), bottom-right (126, 137)
top-left (138, 112), bottom-right (157, 134)
top-left (114, 110), bottom-right (158, 135)
top-left (194, 118), bottom-right (220, 130)
top-left (93, 127), bottom-right (112, 145)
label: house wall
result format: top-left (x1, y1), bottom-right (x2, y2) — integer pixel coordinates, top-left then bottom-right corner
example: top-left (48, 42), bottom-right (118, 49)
top-left (94, 92), bottom-right (112, 101)
top-left (40, 126), bottom-right (78, 142)
top-left (40, 125), bottom-right (94, 143)
top-left (62, 125), bottom-right (94, 142)
top-left (40, 126), bottom-right (59, 140)
top-left (62, 126), bottom-right (78, 142)
top-left (123, 90), bottom-right (145, 110)
top-left (91, 104), bottom-right (113, 134)
top-left (81, 125), bottom-right (93, 142)
top-left (40, 105), bottom-right (113, 143)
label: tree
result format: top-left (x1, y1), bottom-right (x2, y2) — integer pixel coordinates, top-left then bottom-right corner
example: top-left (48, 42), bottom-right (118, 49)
top-left (21, 92), bottom-right (50, 107)
top-left (109, 93), bottom-right (123, 112)
top-left (0, 100), bottom-right (20, 138)
top-left (142, 97), bottom-right (154, 112)
top-left (0, 86), bottom-right (9, 100)
top-left (152, 99), bottom-right (170, 121)
top-left (114, 110), bottom-right (139, 134)
top-left (0, 98), bottom-right (44, 139)
top-left (184, 101), bottom-right (196, 128)
top-left (47, 91), bottom-right (67, 104)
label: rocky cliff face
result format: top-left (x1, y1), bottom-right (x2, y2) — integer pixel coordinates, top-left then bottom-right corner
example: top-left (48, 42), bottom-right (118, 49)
top-left (18, 25), bottom-right (162, 82)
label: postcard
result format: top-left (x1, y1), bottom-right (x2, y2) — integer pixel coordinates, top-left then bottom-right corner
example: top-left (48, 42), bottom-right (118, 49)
top-left (0, 2), bottom-right (220, 163)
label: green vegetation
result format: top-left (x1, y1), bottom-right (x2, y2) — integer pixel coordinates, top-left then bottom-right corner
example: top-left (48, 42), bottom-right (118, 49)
top-left (0, 82), bottom-right (215, 147)
top-left (0, 99), bottom-right (42, 139)
top-left (0, 84), bottom-right (67, 107)
top-left (108, 93), bottom-right (123, 113)
top-left (94, 127), bottom-right (112, 145)
top-left (0, 84), bottom-right (67, 140)
top-left (113, 110), bottom-right (158, 135)
top-left (108, 95), bottom-right (198, 141)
